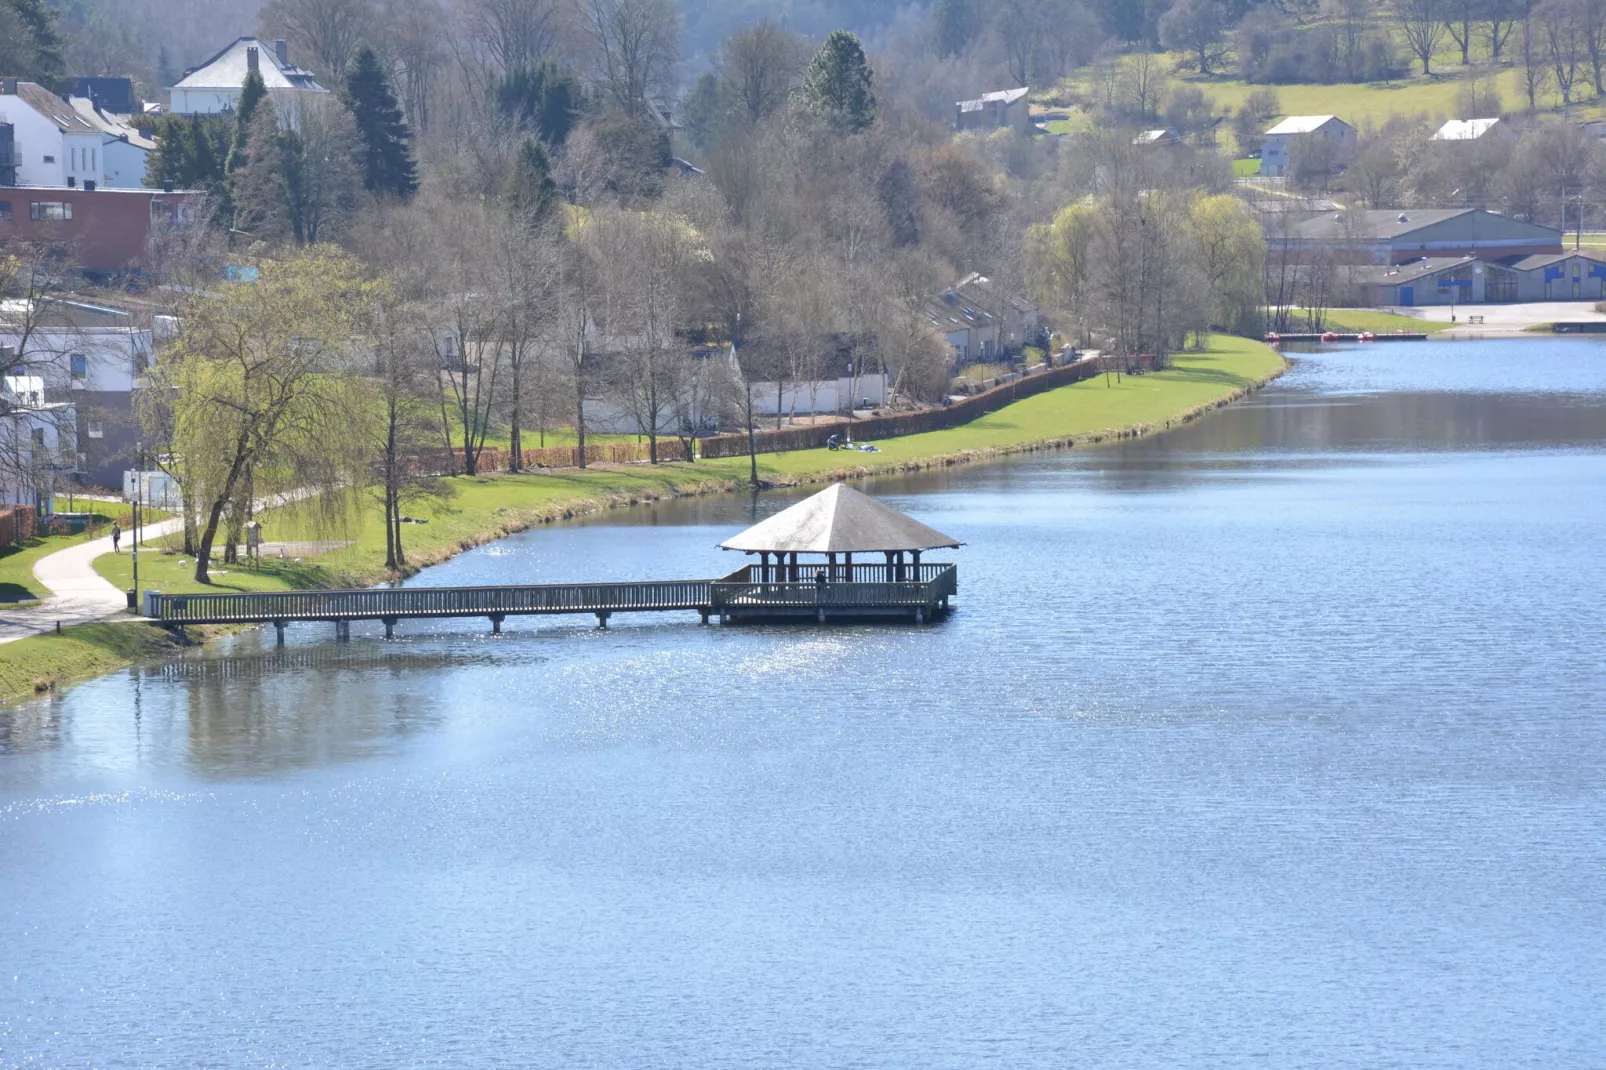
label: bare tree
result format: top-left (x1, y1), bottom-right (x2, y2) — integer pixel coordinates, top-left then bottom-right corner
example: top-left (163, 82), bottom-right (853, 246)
top-left (1443, 0), bottom-right (1481, 64)
top-left (1395, 0), bottom-right (1447, 74)
top-left (577, 0), bottom-right (681, 119)
top-left (719, 19), bottom-right (809, 128)
top-left (462, 0), bottom-right (566, 73)
top-left (1537, 0), bottom-right (1586, 106)
top-left (258, 0), bottom-right (376, 82)
top-left (1486, 0), bottom-right (1526, 61)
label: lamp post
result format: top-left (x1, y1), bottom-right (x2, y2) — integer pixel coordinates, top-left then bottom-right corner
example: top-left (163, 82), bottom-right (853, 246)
top-left (130, 441), bottom-right (141, 613)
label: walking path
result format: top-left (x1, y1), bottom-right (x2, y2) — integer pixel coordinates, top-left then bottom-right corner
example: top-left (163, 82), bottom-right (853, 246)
top-left (0, 520), bottom-right (182, 644)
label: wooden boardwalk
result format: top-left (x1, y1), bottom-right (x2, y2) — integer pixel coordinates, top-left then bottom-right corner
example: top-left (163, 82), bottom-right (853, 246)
top-left (141, 564), bottom-right (958, 641)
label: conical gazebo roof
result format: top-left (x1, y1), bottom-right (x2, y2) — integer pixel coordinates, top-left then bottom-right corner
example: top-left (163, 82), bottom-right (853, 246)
top-left (719, 484), bottom-right (961, 554)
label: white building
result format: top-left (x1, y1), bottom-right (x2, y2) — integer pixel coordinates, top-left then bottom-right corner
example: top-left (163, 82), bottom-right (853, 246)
top-left (1260, 115), bottom-right (1355, 178)
top-left (69, 97), bottom-right (154, 188)
top-left (1, 298), bottom-right (149, 490)
top-left (0, 375), bottom-right (76, 514)
top-left (0, 80), bottom-right (104, 189)
top-left (1430, 117), bottom-right (1512, 143)
top-left (170, 37), bottom-right (330, 115)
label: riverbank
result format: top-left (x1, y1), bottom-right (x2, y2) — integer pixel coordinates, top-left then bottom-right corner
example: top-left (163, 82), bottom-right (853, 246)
top-left (0, 336), bottom-right (1284, 704)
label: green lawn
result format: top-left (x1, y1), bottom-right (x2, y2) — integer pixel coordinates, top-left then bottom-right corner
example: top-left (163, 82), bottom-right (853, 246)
top-left (227, 336), bottom-right (1285, 588)
top-left (1308, 310), bottom-right (1450, 334)
top-left (1233, 157), bottom-right (1261, 178)
top-left (0, 622), bottom-right (221, 702)
top-left (104, 335), bottom-right (1282, 596)
top-left (0, 505), bottom-right (119, 604)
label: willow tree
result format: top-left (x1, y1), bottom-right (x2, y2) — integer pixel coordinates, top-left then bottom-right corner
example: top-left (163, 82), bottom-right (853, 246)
top-left (160, 249), bottom-right (376, 584)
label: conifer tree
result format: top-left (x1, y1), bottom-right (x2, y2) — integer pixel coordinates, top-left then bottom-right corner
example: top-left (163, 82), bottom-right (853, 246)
top-left (2, 0), bottom-right (65, 90)
top-left (345, 48), bottom-right (418, 198)
top-left (503, 137), bottom-right (556, 225)
top-left (227, 70), bottom-right (268, 176)
top-left (800, 30), bottom-right (876, 132)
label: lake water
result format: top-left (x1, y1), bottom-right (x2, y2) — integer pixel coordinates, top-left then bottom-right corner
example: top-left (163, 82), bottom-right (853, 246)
top-left (3, 340), bottom-right (1605, 1068)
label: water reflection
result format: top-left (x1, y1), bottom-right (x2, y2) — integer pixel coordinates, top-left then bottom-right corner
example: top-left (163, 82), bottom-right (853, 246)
top-left (1, 340), bottom-right (1604, 1067)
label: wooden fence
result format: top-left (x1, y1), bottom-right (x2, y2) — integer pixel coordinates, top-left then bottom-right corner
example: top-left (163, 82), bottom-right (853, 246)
top-left (406, 439), bottom-right (692, 476)
top-left (0, 506), bottom-right (37, 550)
top-left (697, 354), bottom-right (1152, 460)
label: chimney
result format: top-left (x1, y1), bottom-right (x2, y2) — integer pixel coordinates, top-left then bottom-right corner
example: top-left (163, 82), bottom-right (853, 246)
top-left (275, 39), bottom-right (289, 67)
top-left (246, 46), bottom-right (259, 74)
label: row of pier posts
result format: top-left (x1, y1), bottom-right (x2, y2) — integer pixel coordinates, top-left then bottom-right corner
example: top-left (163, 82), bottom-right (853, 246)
top-left (272, 612), bottom-right (613, 645)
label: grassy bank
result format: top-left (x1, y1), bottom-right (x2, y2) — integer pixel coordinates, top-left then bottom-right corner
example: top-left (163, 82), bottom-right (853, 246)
top-left (93, 335), bottom-right (1284, 597)
top-left (0, 622), bottom-right (230, 700)
top-left (1, 336), bottom-right (1282, 707)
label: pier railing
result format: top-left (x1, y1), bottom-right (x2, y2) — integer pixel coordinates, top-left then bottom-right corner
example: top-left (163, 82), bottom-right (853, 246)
top-left (141, 565), bottom-right (957, 630)
top-left (143, 581), bottom-right (714, 625)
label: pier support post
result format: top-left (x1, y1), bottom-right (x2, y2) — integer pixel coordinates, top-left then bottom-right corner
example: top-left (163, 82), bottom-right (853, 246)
top-left (383, 617), bottom-right (397, 640)
top-left (915, 607), bottom-right (925, 625)
top-left (335, 620), bottom-right (350, 642)
top-left (595, 612), bottom-right (611, 629)
top-left (490, 614), bottom-right (504, 635)
top-left (817, 608), bottom-right (825, 624)
top-left (699, 609), bottom-right (710, 625)
top-left (273, 620), bottom-right (286, 646)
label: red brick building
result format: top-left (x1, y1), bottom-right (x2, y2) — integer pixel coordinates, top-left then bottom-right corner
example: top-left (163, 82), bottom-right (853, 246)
top-left (0, 186), bottom-right (201, 274)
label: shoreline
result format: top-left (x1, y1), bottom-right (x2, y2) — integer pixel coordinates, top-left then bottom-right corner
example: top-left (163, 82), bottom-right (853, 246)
top-left (1, 340), bottom-right (1288, 705)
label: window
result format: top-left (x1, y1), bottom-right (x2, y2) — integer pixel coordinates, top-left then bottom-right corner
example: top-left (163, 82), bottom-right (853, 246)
top-left (0, 201), bottom-right (10, 220)
top-left (70, 147), bottom-right (77, 169)
top-left (29, 201), bottom-right (72, 221)
top-left (86, 421), bottom-right (104, 439)
top-left (70, 354), bottom-right (87, 378)
top-left (30, 428), bottom-right (45, 446)
top-left (91, 148), bottom-right (96, 170)
top-left (42, 154), bottom-right (54, 163)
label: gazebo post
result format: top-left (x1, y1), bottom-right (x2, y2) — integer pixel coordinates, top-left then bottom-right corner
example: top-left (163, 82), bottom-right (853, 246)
top-left (789, 551), bottom-right (798, 582)
top-left (912, 549), bottom-right (922, 579)
top-left (759, 551), bottom-right (768, 583)
top-left (828, 551), bottom-right (837, 582)
top-left (845, 551), bottom-right (853, 582)
top-left (884, 550), bottom-right (895, 582)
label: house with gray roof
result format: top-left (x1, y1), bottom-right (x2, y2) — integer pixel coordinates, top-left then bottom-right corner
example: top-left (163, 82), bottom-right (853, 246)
top-left (0, 80), bottom-right (102, 189)
top-left (170, 37), bottom-right (329, 115)
top-left (1291, 208), bottom-right (1563, 266)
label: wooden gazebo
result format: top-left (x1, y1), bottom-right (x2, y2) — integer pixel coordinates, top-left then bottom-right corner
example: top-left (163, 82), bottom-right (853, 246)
top-left (712, 484), bottom-right (961, 622)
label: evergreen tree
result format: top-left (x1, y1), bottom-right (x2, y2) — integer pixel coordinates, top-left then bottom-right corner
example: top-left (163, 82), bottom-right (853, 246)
top-left (144, 114), bottom-right (230, 194)
top-left (156, 46), bottom-right (176, 92)
top-left (682, 72), bottom-right (722, 151)
top-left (933, 0), bottom-right (983, 58)
top-left (493, 62), bottom-right (582, 147)
top-left (345, 47), bottom-right (418, 198)
top-left (227, 70), bottom-right (268, 176)
top-left (799, 30), bottom-right (876, 132)
top-left (2, 0), bottom-right (65, 91)
top-left (503, 137), bottom-right (556, 225)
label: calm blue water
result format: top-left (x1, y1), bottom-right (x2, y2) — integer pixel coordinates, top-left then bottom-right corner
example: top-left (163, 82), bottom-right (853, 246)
top-left (3, 340), bottom-right (1605, 1068)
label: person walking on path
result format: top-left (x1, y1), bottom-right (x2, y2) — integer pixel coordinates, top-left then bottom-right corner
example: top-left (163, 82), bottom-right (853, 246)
top-left (111, 523), bottom-right (121, 554)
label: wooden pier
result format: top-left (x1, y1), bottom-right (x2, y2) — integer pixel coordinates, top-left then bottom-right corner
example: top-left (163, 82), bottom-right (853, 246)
top-left (140, 484), bottom-right (965, 642)
top-left (140, 563), bottom-right (958, 641)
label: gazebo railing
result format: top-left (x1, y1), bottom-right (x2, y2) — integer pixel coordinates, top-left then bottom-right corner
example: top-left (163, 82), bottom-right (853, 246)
top-left (711, 564), bottom-right (957, 611)
top-left (720, 562), bottom-right (953, 585)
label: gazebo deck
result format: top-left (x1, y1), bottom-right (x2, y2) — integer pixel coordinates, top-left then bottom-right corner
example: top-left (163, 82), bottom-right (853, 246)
top-left (710, 563), bottom-right (957, 623)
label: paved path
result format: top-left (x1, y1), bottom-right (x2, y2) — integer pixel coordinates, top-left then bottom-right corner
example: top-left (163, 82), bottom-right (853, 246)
top-left (0, 519), bottom-right (183, 644)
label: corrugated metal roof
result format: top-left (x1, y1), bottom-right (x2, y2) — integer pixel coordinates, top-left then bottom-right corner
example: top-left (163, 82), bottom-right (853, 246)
top-left (720, 484), bottom-right (962, 554)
